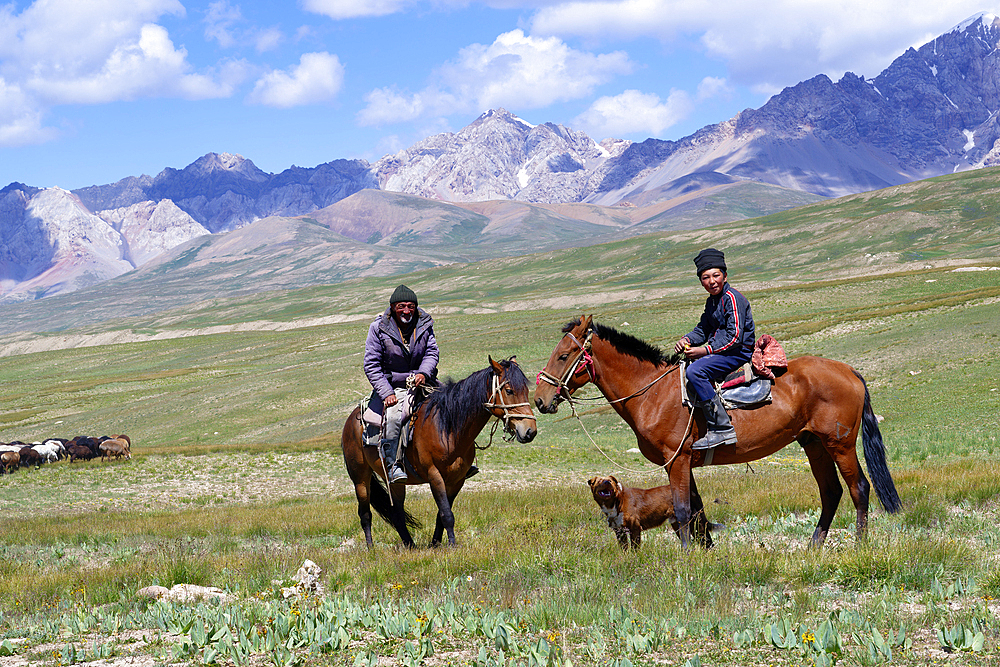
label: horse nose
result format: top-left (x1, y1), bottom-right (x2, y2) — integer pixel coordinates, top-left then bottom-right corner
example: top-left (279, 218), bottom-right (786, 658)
top-left (521, 424), bottom-right (537, 443)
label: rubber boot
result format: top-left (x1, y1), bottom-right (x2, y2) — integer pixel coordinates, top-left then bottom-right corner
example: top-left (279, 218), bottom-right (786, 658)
top-left (379, 438), bottom-right (408, 483)
top-left (692, 395), bottom-right (738, 450)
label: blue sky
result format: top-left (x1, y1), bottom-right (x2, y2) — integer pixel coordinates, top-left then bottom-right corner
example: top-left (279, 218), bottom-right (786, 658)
top-left (0, 0), bottom-right (995, 190)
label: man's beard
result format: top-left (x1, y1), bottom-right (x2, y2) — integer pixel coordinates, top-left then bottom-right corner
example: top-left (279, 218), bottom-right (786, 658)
top-left (397, 312), bottom-right (413, 325)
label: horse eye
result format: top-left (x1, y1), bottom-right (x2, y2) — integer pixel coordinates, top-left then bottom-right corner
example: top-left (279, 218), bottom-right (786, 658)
top-left (558, 353), bottom-right (569, 361)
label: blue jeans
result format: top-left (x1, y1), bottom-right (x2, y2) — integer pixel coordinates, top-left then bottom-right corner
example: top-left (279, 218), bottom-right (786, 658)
top-left (686, 353), bottom-right (751, 403)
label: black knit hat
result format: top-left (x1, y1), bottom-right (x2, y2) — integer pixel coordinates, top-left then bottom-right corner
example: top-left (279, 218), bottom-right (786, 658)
top-left (389, 284), bottom-right (418, 306)
top-left (693, 248), bottom-right (727, 277)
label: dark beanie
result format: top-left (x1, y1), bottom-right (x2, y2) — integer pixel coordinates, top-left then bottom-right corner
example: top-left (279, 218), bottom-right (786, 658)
top-left (693, 248), bottom-right (727, 276)
top-left (389, 284), bottom-right (418, 306)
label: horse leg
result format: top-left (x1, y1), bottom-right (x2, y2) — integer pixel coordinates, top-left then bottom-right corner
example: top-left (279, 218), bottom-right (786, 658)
top-left (429, 476), bottom-right (462, 547)
top-left (799, 434), bottom-right (843, 547)
top-left (386, 483), bottom-right (416, 548)
top-left (354, 474), bottom-right (375, 548)
top-left (688, 473), bottom-right (714, 548)
top-left (820, 431), bottom-right (871, 542)
top-left (343, 413), bottom-right (379, 548)
top-left (668, 456), bottom-right (693, 548)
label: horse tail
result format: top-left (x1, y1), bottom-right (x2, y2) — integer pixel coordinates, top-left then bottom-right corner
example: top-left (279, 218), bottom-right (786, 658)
top-left (368, 476), bottom-right (422, 531)
top-left (853, 370), bottom-right (902, 514)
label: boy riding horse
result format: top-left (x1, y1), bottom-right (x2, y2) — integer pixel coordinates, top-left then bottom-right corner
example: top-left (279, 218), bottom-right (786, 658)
top-left (673, 248), bottom-right (756, 450)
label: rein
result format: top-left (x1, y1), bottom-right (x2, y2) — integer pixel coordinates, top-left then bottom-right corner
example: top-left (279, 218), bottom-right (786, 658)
top-left (539, 328), bottom-right (690, 477)
top-left (537, 329), bottom-right (680, 406)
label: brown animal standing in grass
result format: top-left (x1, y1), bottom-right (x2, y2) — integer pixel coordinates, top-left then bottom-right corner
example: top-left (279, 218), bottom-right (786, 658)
top-left (98, 438), bottom-right (131, 461)
top-left (0, 451), bottom-right (19, 473)
top-left (588, 474), bottom-right (697, 549)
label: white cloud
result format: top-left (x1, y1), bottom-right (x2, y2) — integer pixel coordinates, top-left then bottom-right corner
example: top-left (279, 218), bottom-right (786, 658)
top-left (247, 52), bottom-right (345, 107)
top-left (443, 30), bottom-right (633, 109)
top-left (574, 89), bottom-right (693, 138)
top-left (358, 89), bottom-right (430, 125)
top-left (32, 24), bottom-right (243, 104)
top-left (254, 27), bottom-right (284, 53)
top-left (359, 29), bottom-right (632, 126)
top-left (0, 78), bottom-right (57, 147)
top-left (204, 0), bottom-right (242, 49)
top-left (0, 0), bottom-right (250, 147)
top-left (204, 2), bottom-right (284, 54)
top-left (301, 0), bottom-right (411, 19)
top-left (696, 76), bottom-right (733, 102)
top-left (529, 0), bottom-right (990, 91)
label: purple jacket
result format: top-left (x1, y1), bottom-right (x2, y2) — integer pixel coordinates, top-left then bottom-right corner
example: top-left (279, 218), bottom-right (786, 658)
top-left (363, 307), bottom-right (439, 401)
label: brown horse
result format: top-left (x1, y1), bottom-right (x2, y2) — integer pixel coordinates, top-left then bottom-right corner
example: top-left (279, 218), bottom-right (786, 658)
top-left (534, 316), bottom-right (901, 548)
top-left (342, 357), bottom-right (537, 548)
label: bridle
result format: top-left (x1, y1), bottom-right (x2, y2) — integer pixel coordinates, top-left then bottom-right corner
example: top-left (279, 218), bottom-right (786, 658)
top-left (535, 329), bottom-right (595, 402)
top-left (483, 366), bottom-right (534, 442)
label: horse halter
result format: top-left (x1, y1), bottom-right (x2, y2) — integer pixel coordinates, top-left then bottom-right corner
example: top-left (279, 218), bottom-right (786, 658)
top-left (536, 329), bottom-right (595, 401)
top-left (484, 368), bottom-right (533, 437)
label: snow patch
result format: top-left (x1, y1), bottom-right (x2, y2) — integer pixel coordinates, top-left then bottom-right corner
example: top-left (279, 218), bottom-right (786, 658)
top-left (930, 64), bottom-right (938, 76)
top-left (511, 113), bottom-right (536, 130)
top-left (963, 129), bottom-right (976, 152)
top-left (952, 12), bottom-right (998, 34)
top-left (517, 166), bottom-right (530, 189)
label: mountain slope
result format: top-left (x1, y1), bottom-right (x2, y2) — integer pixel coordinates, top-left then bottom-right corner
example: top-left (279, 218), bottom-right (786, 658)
top-left (586, 12), bottom-right (1000, 202)
top-left (0, 166), bottom-right (998, 340)
top-left (74, 153), bottom-right (377, 233)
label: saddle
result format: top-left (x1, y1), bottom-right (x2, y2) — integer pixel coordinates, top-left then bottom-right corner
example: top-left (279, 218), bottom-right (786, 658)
top-left (682, 335), bottom-right (788, 410)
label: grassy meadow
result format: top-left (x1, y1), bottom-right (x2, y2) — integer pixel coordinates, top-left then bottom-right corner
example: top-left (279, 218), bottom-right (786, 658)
top-left (1, 173), bottom-right (1000, 665)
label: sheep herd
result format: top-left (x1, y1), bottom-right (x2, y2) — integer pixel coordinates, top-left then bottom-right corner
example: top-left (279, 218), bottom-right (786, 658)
top-left (0, 435), bottom-right (132, 474)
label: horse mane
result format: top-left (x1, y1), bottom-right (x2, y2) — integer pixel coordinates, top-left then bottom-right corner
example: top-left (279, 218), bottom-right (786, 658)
top-left (561, 318), bottom-right (678, 367)
top-left (423, 358), bottom-right (530, 437)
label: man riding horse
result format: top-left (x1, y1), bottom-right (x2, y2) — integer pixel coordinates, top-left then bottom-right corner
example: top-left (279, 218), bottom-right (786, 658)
top-left (363, 285), bottom-right (441, 483)
top-left (364, 284), bottom-right (488, 485)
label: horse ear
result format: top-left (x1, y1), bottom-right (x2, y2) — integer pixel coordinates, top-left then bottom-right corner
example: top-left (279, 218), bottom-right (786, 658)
top-left (582, 314), bottom-right (594, 331)
top-left (489, 356), bottom-right (504, 373)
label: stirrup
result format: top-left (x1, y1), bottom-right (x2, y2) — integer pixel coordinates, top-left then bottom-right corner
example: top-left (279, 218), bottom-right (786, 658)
top-left (692, 429), bottom-right (738, 450)
top-left (386, 464), bottom-right (408, 483)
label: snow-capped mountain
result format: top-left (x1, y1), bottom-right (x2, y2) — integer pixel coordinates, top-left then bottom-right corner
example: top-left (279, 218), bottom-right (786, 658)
top-left (74, 153), bottom-right (377, 233)
top-left (585, 12), bottom-right (1000, 202)
top-left (0, 185), bottom-right (209, 301)
top-left (6, 11), bottom-right (1000, 303)
top-left (373, 108), bottom-right (629, 203)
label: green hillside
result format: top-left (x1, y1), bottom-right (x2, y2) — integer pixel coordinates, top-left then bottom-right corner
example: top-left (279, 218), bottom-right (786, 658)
top-left (2, 168), bottom-right (1000, 667)
top-left (0, 167), bottom-right (997, 449)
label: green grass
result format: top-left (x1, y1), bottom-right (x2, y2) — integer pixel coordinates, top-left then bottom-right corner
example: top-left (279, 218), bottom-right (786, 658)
top-left (2, 173), bottom-right (1000, 663)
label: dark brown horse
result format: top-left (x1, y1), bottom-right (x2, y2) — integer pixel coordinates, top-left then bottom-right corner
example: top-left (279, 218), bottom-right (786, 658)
top-left (342, 357), bottom-right (537, 548)
top-left (534, 316), bottom-right (901, 547)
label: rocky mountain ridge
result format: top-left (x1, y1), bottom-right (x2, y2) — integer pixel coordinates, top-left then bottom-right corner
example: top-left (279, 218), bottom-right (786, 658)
top-left (5, 11), bottom-right (1000, 303)
top-left (587, 12), bottom-right (1000, 202)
